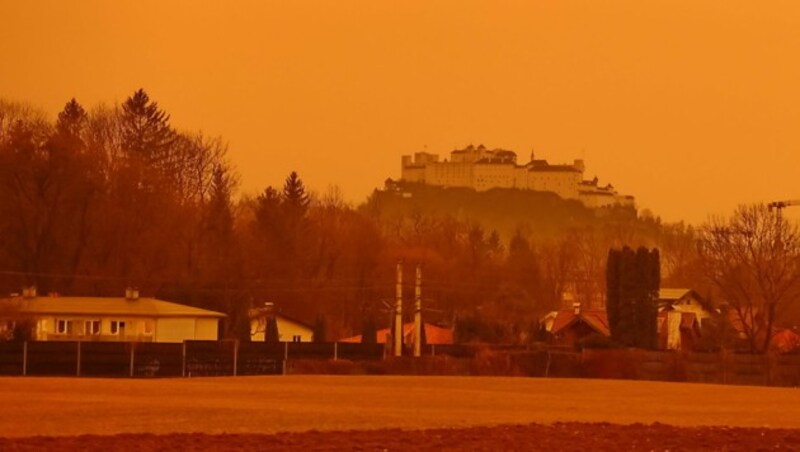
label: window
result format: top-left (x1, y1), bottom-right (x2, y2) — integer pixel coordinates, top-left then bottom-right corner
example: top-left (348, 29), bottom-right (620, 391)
top-left (142, 321), bottom-right (154, 335)
top-left (110, 320), bottom-right (126, 335)
top-left (84, 320), bottom-right (101, 335)
top-left (292, 335), bottom-right (302, 343)
top-left (56, 319), bottom-right (73, 335)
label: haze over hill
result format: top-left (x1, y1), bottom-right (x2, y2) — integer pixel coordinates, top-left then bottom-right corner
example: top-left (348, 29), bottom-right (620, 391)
top-left (4, 2), bottom-right (800, 224)
top-left (370, 182), bottom-right (638, 239)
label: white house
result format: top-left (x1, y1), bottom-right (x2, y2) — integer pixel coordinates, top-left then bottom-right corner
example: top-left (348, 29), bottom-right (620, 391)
top-left (658, 288), bottom-right (716, 350)
top-left (249, 307), bottom-right (314, 342)
top-left (0, 288), bottom-right (225, 343)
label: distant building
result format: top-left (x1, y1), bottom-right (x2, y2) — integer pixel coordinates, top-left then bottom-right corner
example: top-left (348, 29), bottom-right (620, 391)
top-left (338, 322), bottom-right (454, 345)
top-left (400, 144), bottom-right (634, 208)
top-left (249, 306), bottom-right (314, 342)
top-left (657, 288), bottom-right (715, 350)
top-left (0, 287), bottom-right (225, 343)
top-left (543, 304), bottom-right (610, 347)
top-left (542, 289), bottom-right (715, 350)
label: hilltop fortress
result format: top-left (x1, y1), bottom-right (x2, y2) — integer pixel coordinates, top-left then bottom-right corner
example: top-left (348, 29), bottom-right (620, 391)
top-left (400, 144), bottom-right (634, 208)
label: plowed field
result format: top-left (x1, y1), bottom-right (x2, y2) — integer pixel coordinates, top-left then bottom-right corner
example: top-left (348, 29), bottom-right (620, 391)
top-left (2, 376), bottom-right (799, 450)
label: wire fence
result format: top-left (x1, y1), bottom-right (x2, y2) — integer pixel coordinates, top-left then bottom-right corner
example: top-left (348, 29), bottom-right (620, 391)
top-left (1, 341), bottom-right (799, 387)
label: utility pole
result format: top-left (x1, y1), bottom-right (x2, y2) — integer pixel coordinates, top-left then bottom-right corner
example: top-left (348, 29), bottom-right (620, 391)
top-left (414, 263), bottom-right (423, 358)
top-left (394, 261), bottom-right (403, 357)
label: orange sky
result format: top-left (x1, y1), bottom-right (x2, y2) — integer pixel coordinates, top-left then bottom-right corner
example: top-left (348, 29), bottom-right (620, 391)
top-left (2, 1), bottom-right (800, 224)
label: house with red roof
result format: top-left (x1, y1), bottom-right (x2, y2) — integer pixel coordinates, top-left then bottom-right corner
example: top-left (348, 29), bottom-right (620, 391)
top-left (542, 303), bottom-right (610, 347)
top-left (339, 322), bottom-right (453, 345)
top-left (542, 288), bottom-right (714, 350)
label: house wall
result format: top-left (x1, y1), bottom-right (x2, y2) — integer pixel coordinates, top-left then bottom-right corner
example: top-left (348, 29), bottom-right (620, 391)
top-left (278, 319), bottom-right (314, 342)
top-left (554, 322), bottom-right (598, 347)
top-left (670, 297), bottom-right (714, 326)
top-left (155, 317), bottom-right (219, 343)
top-left (250, 317), bottom-right (314, 342)
top-left (33, 316), bottom-right (157, 342)
top-left (665, 311), bottom-right (683, 350)
top-left (194, 318), bottom-right (220, 340)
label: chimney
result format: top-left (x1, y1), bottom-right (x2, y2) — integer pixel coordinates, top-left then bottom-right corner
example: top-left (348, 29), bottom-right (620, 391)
top-left (125, 287), bottom-right (139, 301)
top-left (573, 302), bottom-right (581, 316)
top-left (22, 286), bottom-right (37, 299)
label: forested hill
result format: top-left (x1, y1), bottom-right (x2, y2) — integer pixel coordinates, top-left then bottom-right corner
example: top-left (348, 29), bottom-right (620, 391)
top-left (365, 181), bottom-right (639, 239)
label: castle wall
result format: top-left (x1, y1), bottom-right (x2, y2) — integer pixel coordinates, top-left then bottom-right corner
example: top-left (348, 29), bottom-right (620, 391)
top-left (400, 147), bottom-right (632, 208)
top-left (426, 161), bottom-right (474, 188)
top-left (527, 170), bottom-right (581, 199)
top-left (473, 164), bottom-right (516, 191)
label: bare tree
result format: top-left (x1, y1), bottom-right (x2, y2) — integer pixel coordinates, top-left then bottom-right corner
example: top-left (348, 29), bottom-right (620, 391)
top-left (698, 204), bottom-right (800, 352)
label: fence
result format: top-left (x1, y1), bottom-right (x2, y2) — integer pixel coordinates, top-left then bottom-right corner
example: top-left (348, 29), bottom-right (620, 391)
top-left (2, 341), bottom-right (799, 386)
top-left (0, 341), bottom-right (385, 378)
top-left (580, 349), bottom-right (800, 387)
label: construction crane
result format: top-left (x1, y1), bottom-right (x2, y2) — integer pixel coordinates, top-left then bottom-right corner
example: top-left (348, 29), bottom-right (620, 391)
top-left (768, 200), bottom-right (800, 211)
top-left (768, 199), bottom-right (800, 223)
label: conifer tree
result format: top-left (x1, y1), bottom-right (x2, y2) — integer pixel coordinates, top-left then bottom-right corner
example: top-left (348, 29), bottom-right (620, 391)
top-left (606, 246), bottom-right (660, 348)
top-left (55, 98), bottom-right (87, 141)
top-left (361, 316), bottom-right (377, 344)
top-left (120, 88), bottom-right (175, 163)
top-left (265, 316), bottom-right (280, 342)
top-left (282, 171), bottom-right (310, 219)
top-left (313, 314), bottom-right (326, 343)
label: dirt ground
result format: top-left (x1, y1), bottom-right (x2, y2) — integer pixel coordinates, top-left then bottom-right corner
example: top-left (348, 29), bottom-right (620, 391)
top-left (1, 423), bottom-right (798, 451)
top-left (2, 375), bottom-right (800, 450)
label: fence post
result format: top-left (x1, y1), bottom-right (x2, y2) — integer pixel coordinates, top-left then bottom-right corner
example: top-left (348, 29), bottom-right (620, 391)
top-left (283, 341), bottom-right (289, 376)
top-left (233, 340), bottom-right (239, 376)
top-left (333, 342), bottom-right (338, 361)
top-left (181, 341), bottom-right (187, 377)
top-left (22, 341), bottom-right (27, 376)
top-left (76, 341), bottom-right (81, 377)
top-left (721, 349), bottom-right (728, 385)
top-left (129, 342), bottom-right (135, 377)
top-left (766, 352), bottom-right (772, 386)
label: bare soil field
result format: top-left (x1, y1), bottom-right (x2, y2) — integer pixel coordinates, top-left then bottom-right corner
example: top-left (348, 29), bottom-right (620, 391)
top-left (1, 423), bottom-right (798, 451)
top-left (2, 376), bottom-right (800, 450)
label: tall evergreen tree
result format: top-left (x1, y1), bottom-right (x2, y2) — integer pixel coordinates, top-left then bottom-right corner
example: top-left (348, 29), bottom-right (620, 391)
top-left (55, 98), bottom-right (87, 142)
top-left (313, 314), bottom-right (327, 343)
top-left (606, 246), bottom-right (661, 348)
top-left (361, 316), bottom-right (377, 344)
top-left (606, 248), bottom-right (621, 342)
top-left (120, 89), bottom-right (175, 163)
top-left (265, 316), bottom-right (280, 342)
top-left (282, 171), bottom-right (310, 219)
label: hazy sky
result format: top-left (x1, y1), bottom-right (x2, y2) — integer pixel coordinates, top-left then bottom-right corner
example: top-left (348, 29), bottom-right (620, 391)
top-left (2, 1), bottom-right (800, 224)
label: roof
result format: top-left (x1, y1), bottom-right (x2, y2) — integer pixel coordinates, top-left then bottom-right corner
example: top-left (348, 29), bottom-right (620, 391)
top-left (549, 309), bottom-right (610, 337)
top-left (3, 296), bottom-right (226, 319)
top-left (771, 329), bottom-right (800, 353)
top-left (249, 309), bottom-right (314, 330)
top-left (659, 288), bottom-right (694, 301)
top-left (658, 288), bottom-right (715, 312)
top-left (339, 322), bottom-right (453, 345)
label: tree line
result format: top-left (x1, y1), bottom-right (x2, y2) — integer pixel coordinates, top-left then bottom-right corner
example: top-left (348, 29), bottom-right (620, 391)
top-left (1, 91), bottom-right (799, 349)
